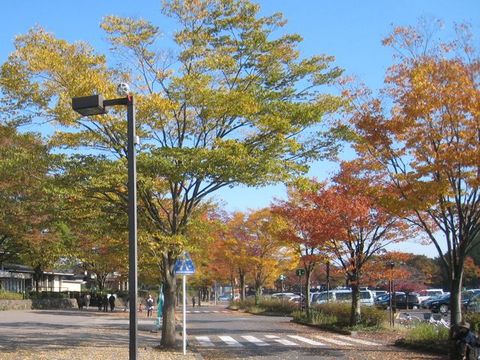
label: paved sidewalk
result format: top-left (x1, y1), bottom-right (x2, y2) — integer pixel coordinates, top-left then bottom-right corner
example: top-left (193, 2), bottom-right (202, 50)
top-left (0, 309), bottom-right (199, 360)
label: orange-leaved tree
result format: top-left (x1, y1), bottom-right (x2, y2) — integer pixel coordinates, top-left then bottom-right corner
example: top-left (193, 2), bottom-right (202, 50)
top-left (273, 184), bottom-right (333, 310)
top-left (345, 22), bottom-right (480, 340)
top-left (310, 162), bottom-right (410, 325)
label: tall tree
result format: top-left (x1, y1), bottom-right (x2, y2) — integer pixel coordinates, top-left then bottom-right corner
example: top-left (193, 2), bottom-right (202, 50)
top-left (0, 124), bottom-right (54, 270)
top-left (273, 183), bottom-right (332, 310)
top-left (345, 22), bottom-right (480, 347)
top-left (0, 0), bottom-right (342, 346)
top-left (244, 209), bottom-right (290, 304)
top-left (310, 163), bottom-right (410, 325)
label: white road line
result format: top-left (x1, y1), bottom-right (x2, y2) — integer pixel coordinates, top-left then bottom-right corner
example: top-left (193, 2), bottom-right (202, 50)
top-left (213, 310), bottom-right (219, 313)
top-left (241, 335), bottom-right (269, 346)
top-left (332, 335), bottom-right (380, 346)
top-left (265, 334), bottom-right (299, 346)
top-left (196, 336), bottom-right (215, 347)
top-left (219, 335), bottom-right (244, 347)
top-left (193, 311), bottom-right (201, 313)
top-left (314, 335), bottom-right (352, 346)
top-left (288, 335), bottom-right (325, 346)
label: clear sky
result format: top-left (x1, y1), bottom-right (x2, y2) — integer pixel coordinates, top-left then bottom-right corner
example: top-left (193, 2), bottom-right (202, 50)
top-left (1, 1), bottom-right (479, 257)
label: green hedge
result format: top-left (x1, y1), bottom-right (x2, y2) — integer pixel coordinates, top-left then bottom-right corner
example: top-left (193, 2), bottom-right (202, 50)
top-left (230, 298), bottom-right (298, 315)
top-left (0, 290), bottom-right (24, 300)
top-left (463, 312), bottom-right (480, 333)
top-left (292, 303), bottom-right (387, 329)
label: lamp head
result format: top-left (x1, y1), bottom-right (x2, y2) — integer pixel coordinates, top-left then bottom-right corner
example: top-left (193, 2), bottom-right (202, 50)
top-left (72, 95), bottom-right (106, 116)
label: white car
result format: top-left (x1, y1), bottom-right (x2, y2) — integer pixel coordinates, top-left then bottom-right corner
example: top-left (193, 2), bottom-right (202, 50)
top-left (417, 289), bottom-right (444, 303)
top-left (271, 292), bottom-right (297, 301)
top-left (312, 289), bottom-right (375, 306)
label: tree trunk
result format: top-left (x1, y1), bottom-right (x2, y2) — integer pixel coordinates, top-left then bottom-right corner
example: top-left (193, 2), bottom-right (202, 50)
top-left (161, 268), bottom-right (177, 348)
top-left (239, 270), bottom-right (246, 301)
top-left (305, 269), bottom-right (312, 310)
top-left (350, 277), bottom-right (361, 326)
top-left (254, 277), bottom-right (262, 306)
top-left (449, 265), bottom-right (464, 360)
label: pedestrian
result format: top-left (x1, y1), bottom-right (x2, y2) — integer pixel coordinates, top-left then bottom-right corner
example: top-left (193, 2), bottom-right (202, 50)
top-left (84, 294), bottom-right (91, 310)
top-left (192, 296), bottom-right (196, 308)
top-left (453, 321), bottom-right (480, 360)
top-left (146, 294), bottom-right (154, 317)
top-left (103, 294), bottom-right (109, 312)
top-left (97, 294), bottom-right (102, 311)
top-left (108, 294), bottom-right (116, 312)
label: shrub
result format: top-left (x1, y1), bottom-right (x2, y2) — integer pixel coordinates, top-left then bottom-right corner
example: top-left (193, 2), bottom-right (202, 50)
top-left (232, 298), bottom-right (255, 310)
top-left (256, 298), bottom-right (298, 314)
top-left (231, 298), bottom-right (298, 315)
top-left (404, 323), bottom-right (449, 345)
top-left (360, 306), bottom-right (387, 327)
top-left (0, 290), bottom-right (24, 300)
top-left (464, 312), bottom-right (480, 333)
top-left (311, 303), bottom-right (351, 327)
top-left (294, 303), bottom-right (387, 329)
top-left (27, 291), bottom-right (69, 299)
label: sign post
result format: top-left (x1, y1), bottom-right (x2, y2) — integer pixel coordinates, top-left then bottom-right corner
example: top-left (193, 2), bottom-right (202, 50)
top-left (174, 252), bottom-right (196, 355)
top-left (296, 269), bottom-right (305, 310)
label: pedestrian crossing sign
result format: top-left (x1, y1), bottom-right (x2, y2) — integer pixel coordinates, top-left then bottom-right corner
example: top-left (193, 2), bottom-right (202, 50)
top-left (174, 252), bottom-right (196, 275)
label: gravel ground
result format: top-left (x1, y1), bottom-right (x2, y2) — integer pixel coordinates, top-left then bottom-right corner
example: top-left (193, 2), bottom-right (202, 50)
top-left (0, 346), bottom-right (200, 360)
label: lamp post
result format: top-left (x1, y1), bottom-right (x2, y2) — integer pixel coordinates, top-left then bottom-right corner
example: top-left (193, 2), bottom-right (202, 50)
top-left (72, 93), bottom-right (138, 360)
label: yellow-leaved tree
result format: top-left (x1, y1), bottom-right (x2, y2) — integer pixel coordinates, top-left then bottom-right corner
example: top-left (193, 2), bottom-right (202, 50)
top-left (0, 0), bottom-right (343, 347)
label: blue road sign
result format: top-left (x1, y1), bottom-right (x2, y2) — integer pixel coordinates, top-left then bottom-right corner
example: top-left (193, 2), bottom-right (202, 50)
top-left (174, 252), bottom-right (196, 275)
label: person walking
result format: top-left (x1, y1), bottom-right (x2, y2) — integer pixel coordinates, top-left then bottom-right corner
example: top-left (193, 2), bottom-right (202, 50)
top-left (103, 294), bottom-right (109, 312)
top-left (108, 294), bottom-right (116, 312)
top-left (192, 296), bottom-right (196, 308)
top-left (146, 294), bottom-right (154, 317)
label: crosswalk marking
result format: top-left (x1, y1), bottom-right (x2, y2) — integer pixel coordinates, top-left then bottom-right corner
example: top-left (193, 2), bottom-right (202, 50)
top-left (331, 335), bottom-right (380, 346)
top-left (264, 334), bottom-right (298, 346)
top-left (213, 310), bottom-right (219, 313)
top-left (219, 335), bottom-right (244, 347)
top-left (241, 335), bottom-right (269, 346)
top-left (314, 335), bottom-right (352, 346)
top-left (288, 335), bottom-right (325, 346)
top-left (192, 333), bottom-right (380, 349)
top-left (196, 336), bottom-right (215, 347)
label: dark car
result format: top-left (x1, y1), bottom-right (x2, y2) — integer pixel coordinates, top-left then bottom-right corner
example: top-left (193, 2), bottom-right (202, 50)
top-left (421, 295), bottom-right (445, 309)
top-left (429, 294), bottom-right (451, 314)
top-left (431, 292), bottom-right (471, 314)
top-left (375, 292), bottom-right (420, 310)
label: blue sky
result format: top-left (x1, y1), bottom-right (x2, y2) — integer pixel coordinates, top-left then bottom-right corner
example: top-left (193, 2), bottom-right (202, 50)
top-left (1, 1), bottom-right (479, 256)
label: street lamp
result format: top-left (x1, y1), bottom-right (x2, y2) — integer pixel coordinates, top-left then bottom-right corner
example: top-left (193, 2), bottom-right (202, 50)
top-left (72, 92), bottom-right (138, 360)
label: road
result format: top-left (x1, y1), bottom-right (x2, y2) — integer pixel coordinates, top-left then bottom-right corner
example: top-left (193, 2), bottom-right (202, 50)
top-left (0, 305), bottom-right (445, 359)
top-left (185, 305), bottom-right (441, 359)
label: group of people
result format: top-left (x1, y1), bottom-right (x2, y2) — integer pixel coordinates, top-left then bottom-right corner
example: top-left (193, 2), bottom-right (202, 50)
top-left (76, 292), bottom-right (164, 319)
top-left (94, 294), bottom-right (116, 312)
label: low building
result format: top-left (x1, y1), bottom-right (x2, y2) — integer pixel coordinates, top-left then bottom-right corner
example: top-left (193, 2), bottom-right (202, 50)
top-left (0, 264), bottom-right (83, 294)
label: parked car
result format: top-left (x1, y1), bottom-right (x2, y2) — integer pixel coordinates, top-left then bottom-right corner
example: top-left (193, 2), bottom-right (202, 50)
top-left (429, 294), bottom-right (451, 314)
top-left (271, 292), bottom-right (298, 301)
top-left (311, 289), bottom-right (375, 306)
top-left (461, 291), bottom-right (480, 312)
top-left (375, 292), bottom-right (421, 310)
top-left (417, 289), bottom-right (444, 303)
top-left (430, 292), bottom-right (471, 314)
top-left (421, 294), bottom-right (445, 309)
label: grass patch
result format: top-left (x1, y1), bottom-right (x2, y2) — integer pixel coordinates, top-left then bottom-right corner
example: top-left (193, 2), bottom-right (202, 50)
top-left (229, 298), bottom-right (298, 315)
top-left (0, 290), bottom-right (23, 300)
top-left (395, 323), bottom-right (449, 353)
top-left (292, 303), bottom-right (387, 331)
